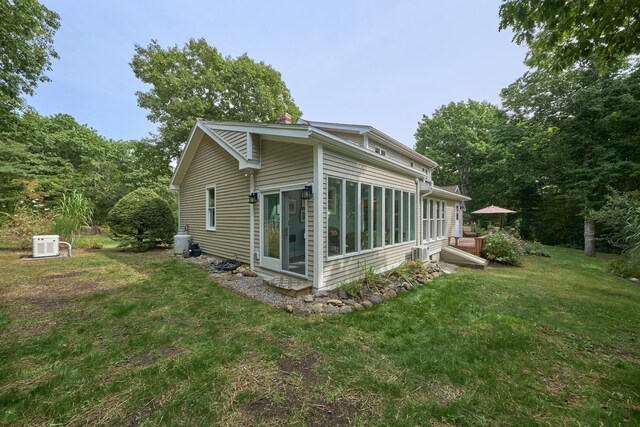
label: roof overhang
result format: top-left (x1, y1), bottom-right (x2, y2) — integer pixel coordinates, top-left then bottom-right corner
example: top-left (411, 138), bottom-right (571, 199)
top-left (423, 186), bottom-right (471, 202)
top-left (170, 120), bottom-right (427, 190)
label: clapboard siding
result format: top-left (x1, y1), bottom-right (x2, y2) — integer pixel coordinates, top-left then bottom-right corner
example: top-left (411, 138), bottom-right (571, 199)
top-left (322, 149), bottom-right (418, 288)
top-left (179, 135), bottom-right (250, 262)
top-left (328, 131), bottom-right (364, 147)
top-left (252, 140), bottom-right (314, 285)
top-left (214, 129), bottom-right (247, 157)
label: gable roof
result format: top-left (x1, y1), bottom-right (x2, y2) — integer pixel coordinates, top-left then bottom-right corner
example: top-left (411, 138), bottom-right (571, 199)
top-left (170, 119), bottom-right (438, 189)
top-left (302, 120), bottom-right (437, 168)
top-left (438, 185), bottom-right (461, 194)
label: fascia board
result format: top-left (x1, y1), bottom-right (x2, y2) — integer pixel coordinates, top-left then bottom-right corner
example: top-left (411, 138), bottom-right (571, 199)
top-left (309, 128), bottom-right (426, 179)
top-left (169, 123), bottom-right (202, 190)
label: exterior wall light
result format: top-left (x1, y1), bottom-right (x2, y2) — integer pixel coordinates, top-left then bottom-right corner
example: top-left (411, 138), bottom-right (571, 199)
top-left (248, 192), bottom-right (258, 204)
top-left (301, 185), bottom-right (313, 200)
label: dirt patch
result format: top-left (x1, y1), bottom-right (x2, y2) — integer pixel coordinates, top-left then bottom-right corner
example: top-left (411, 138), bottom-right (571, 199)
top-left (220, 348), bottom-right (366, 426)
top-left (277, 353), bottom-right (319, 384)
top-left (43, 270), bottom-right (85, 280)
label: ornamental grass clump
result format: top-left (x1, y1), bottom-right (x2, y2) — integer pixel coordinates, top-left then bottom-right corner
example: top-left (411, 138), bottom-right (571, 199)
top-left (482, 231), bottom-right (524, 266)
top-left (108, 188), bottom-right (174, 252)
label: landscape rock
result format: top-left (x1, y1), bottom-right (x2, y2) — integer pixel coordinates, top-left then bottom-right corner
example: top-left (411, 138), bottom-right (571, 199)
top-left (339, 305), bottom-right (353, 315)
top-left (370, 296), bottom-right (383, 304)
top-left (361, 300), bottom-right (373, 308)
top-left (344, 299), bottom-right (356, 305)
top-left (244, 270), bottom-right (257, 277)
top-left (353, 303), bottom-right (364, 311)
top-left (338, 290), bottom-right (348, 299)
top-left (326, 299), bottom-right (344, 307)
top-left (325, 304), bottom-right (339, 314)
top-left (284, 305), bottom-right (293, 313)
top-left (386, 290), bottom-right (397, 298)
top-left (311, 303), bottom-right (325, 314)
top-left (630, 277), bottom-right (639, 284)
top-left (303, 295), bottom-right (314, 303)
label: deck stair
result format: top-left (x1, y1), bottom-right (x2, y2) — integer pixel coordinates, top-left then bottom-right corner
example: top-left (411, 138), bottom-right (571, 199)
top-left (441, 246), bottom-right (488, 269)
top-left (265, 276), bottom-right (312, 297)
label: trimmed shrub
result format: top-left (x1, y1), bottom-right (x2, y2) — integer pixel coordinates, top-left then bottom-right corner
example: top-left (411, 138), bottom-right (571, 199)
top-left (522, 240), bottom-right (550, 257)
top-left (482, 231), bottom-right (524, 266)
top-left (107, 188), bottom-right (174, 251)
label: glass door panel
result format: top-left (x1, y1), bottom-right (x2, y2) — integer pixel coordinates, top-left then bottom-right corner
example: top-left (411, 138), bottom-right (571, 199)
top-left (262, 193), bottom-right (280, 270)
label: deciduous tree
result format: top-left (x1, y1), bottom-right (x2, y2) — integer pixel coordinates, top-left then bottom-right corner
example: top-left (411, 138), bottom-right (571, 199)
top-left (499, 0), bottom-right (640, 71)
top-left (131, 39), bottom-right (302, 160)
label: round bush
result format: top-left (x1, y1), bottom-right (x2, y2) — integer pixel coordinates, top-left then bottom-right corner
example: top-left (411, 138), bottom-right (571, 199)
top-left (481, 231), bottom-right (524, 266)
top-left (107, 188), bottom-right (175, 251)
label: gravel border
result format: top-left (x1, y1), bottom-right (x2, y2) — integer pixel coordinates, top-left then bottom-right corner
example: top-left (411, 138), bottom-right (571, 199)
top-left (179, 252), bottom-right (457, 315)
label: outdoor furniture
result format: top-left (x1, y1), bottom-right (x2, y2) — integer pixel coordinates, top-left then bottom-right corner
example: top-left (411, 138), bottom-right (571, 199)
top-left (449, 236), bottom-right (486, 257)
top-left (463, 225), bottom-right (478, 237)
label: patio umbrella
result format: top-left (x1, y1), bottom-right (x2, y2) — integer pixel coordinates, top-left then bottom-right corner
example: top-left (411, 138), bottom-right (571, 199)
top-left (471, 205), bottom-right (516, 228)
top-left (471, 205), bottom-right (516, 214)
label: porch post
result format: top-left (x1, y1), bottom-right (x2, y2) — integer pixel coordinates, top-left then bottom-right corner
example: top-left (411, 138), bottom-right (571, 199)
top-left (313, 144), bottom-right (324, 291)
top-left (249, 172), bottom-right (255, 271)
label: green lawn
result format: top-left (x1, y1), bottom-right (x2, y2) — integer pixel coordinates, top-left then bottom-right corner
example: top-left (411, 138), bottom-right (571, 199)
top-left (0, 245), bottom-right (638, 425)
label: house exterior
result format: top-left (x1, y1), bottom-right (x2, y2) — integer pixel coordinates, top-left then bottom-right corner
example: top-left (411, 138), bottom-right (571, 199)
top-left (169, 117), bottom-right (471, 292)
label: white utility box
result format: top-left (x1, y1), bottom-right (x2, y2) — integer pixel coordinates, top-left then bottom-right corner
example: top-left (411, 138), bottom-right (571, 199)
top-left (32, 235), bottom-right (60, 258)
top-left (412, 245), bottom-right (430, 263)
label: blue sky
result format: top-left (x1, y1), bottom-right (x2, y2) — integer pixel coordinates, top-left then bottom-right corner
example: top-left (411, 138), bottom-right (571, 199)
top-left (30, 0), bottom-right (527, 148)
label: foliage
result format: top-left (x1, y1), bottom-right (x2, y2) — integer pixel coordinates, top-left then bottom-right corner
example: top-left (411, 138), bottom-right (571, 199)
top-left (0, 0), bottom-right (60, 113)
top-left (107, 188), bottom-right (174, 251)
top-left (500, 61), bottom-right (640, 252)
top-left (131, 38), bottom-right (302, 160)
top-left (521, 240), bottom-right (550, 257)
top-left (592, 189), bottom-right (640, 251)
top-left (0, 111), bottom-right (174, 223)
top-left (0, 205), bottom-right (52, 249)
top-left (499, 0), bottom-right (640, 71)
top-left (414, 100), bottom-right (508, 196)
top-left (52, 190), bottom-right (93, 245)
top-left (607, 256), bottom-right (640, 279)
top-left (482, 231), bottom-right (524, 266)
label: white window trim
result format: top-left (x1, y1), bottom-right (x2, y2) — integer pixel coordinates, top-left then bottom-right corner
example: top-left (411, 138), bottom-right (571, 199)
top-left (326, 175), bottom-right (416, 260)
top-left (422, 197), bottom-right (447, 243)
top-left (205, 185), bottom-right (216, 231)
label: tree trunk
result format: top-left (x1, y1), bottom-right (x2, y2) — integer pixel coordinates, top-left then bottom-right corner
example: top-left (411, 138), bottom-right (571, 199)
top-left (584, 217), bottom-right (596, 256)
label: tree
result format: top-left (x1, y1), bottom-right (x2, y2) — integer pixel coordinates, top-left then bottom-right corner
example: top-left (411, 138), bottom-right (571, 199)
top-left (131, 38), bottom-right (302, 160)
top-left (414, 100), bottom-right (508, 196)
top-left (501, 61), bottom-right (640, 255)
top-left (499, 0), bottom-right (640, 71)
top-left (108, 188), bottom-right (175, 251)
top-left (0, 0), bottom-right (60, 112)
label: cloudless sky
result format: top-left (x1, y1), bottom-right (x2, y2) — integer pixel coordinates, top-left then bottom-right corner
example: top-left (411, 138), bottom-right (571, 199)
top-left (30, 0), bottom-right (527, 148)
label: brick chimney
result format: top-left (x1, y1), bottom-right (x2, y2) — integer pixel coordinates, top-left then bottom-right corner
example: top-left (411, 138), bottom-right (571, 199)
top-left (276, 112), bottom-right (292, 124)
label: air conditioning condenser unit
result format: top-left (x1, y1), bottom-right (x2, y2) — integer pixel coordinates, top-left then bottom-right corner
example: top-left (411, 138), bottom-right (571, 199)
top-left (412, 245), bottom-right (430, 263)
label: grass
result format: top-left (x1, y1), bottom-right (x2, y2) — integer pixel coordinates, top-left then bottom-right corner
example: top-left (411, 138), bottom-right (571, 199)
top-left (0, 245), bottom-right (638, 425)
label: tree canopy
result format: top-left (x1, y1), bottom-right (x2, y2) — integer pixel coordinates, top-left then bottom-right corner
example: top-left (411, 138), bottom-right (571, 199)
top-left (130, 38), bottom-right (302, 160)
top-left (0, 0), bottom-right (60, 112)
top-left (499, 0), bottom-right (640, 71)
top-left (414, 100), bottom-right (509, 196)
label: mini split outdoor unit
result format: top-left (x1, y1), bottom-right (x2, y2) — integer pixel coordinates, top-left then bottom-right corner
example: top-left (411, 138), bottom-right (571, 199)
top-left (412, 245), bottom-right (431, 263)
top-left (32, 235), bottom-right (60, 258)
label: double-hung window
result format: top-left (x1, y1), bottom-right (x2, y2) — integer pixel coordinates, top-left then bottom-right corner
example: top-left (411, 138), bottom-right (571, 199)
top-left (206, 186), bottom-right (216, 230)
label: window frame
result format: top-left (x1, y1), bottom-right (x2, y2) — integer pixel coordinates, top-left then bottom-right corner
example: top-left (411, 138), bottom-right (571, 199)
top-left (205, 185), bottom-right (217, 231)
top-left (326, 176), bottom-right (416, 260)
